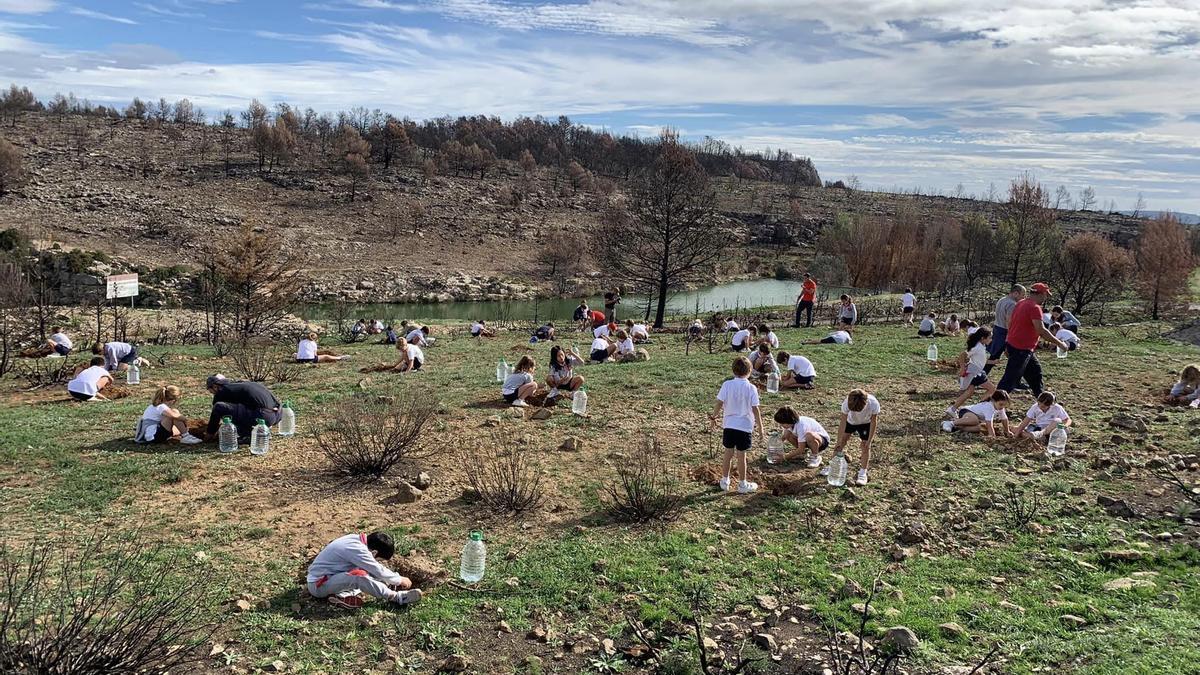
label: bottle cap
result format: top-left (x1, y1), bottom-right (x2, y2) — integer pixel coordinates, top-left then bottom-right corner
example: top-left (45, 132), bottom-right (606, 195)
top-left (469, 530), bottom-right (483, 541)
top-left (221, 416), bottom-right (232, 424)
top-left (256, 418), bottom-right (265, 424)
top-left (283, 401), bottom-right (292, 409)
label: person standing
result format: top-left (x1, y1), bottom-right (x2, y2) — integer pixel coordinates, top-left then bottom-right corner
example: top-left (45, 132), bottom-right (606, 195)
top-left (901, 288), bottom-right (916, 324)
top-left (985, 285), bottom-right (1025, 372)
top-left (603, 288), bottom-right (621, 323)
top-left (794, 273), bottom-right (817, 328)
top-left (996, 283), bottom-right (1068, 397)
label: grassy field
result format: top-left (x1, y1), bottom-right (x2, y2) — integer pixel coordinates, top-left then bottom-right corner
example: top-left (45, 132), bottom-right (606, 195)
top-left (1, 320), bottom-right (1198, 674)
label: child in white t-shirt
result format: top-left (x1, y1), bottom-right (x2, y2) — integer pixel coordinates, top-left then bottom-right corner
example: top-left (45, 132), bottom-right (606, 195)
top-left (296, 332), bottom-right (349, 364)
top-left (834, 389), bottom-right (880, 485)
top-left (901, 288), bottom-right (916, 324)
top-left (943, 390), bottom-right (1012, 437)
top-left (942, 314), bottom-right (961, 336)
top-left (807, 330), bottom-right (852, 345)
top-left (1168, 364), bottom-right (1200, 405)
top-left (1013, 391), bottom-right (1072, 442)
top-left (589, 335), bottom-right (615, 363)
top-left (918, 312), bottom-right (937, 337)
top-left (758, 323), bottom-right (779, 349)
top-left (136, 385), bottom-right (203, 444)
top-left (773, 406), bottom-right (831, 467)
top-left (710, 357), bottom-right (764, 494)
top-left (774, 350), bottom-right (816, 389)
top-left (1050, 323), bottom-right (1080, 351)
top-left (947, 327), bottom-right (996, 415)
top-left (501, 355), bottom-right (538, 407)
top-left (748, 343), bottom-right (778, 380)
top-left (614, 330), bottom-right (638, 362)
top-left (625, 320), bottom-right (651, 343)
top-left (730, 326), bottom-right (756, 351)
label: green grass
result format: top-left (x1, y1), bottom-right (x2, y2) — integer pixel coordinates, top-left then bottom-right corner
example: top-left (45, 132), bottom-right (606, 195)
top-left (1, 320), bottom-right (1198, 673)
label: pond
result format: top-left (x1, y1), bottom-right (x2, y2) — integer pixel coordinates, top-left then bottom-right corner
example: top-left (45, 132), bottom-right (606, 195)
top-left (299, 278), bottom-right (852, 323)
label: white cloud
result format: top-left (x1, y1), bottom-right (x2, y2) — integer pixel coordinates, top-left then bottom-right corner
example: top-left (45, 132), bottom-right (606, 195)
top-left (69, 6), bottom-right (137, 24)
top-left (0, 0), bottom-right (55, 14)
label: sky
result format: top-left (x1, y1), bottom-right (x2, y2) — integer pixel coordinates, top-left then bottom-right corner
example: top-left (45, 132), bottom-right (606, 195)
top-left (1, 0), bottom-right (1199, 213)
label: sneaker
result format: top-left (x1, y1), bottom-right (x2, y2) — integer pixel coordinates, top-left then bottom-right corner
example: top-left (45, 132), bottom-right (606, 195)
top-left (819, 466), bottom-right (830, 477)
top-left (945, 405), bottom-right (958, 418)
top-left (941, 421), bottom-right (955, 433)
top-left (737, 480), bottom-right (759, 494)
top-left (806, 454), bottom-right (822, 469)
top-left (855, 469), bottom-right (868, 486)
top-left (391, 589), bottom-right (423, 606)
top-left (511, 399), bottom-right (528, 408)
top-left (328, 594), bottom-right (365, 610)
top-left (180, 433), bottom-right (203, 445)
top-left (47, 353), bottom-right (65, 359)
top-left (548, 387), bottom-right (560, 399)
top-left (718, 476), bottom-right (731, 491)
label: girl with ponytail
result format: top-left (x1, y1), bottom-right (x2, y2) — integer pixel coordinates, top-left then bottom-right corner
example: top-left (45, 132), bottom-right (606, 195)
top-left (136, 385), bottom-right (204, 445)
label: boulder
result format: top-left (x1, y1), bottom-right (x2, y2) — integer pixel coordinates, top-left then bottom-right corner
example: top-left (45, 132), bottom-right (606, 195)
top-left (1102, 577), bottom-right (1156, 592)
top-left (558, 437), bottom-right (584, 452)
top-left (1096, 495), bottom-right (1137, 518)
top-left (881, 626), bottom-right (920, 653)
top-left (938, 622), bottom-right (967, 640)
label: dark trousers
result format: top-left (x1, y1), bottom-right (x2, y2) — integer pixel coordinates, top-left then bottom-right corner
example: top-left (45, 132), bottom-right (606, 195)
top-left (997, 345), bottom-right (1043, 396)
top-left (983, 326), bottom-right (1007, 373)
top-left (207, 403), bottom-right (282, 441)
top-left (794, 301), bottom-right (814, 328)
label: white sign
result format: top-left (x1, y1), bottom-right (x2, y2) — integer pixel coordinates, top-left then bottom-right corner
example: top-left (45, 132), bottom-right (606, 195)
top-left (105, 273), bottom-right (139, 300)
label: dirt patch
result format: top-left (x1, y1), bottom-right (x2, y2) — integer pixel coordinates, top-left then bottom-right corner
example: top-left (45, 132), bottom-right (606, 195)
top-left (19, 345), bottom-right (54, 359)
top-left (99, 384), bottom-right (133, 400)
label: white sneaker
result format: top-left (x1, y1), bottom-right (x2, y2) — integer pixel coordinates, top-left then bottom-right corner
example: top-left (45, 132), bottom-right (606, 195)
top-left (511, 399), bottom-right (528, 408)
top-left (47, 353), bottom-right (64, 359)
top-left (180, 433), bottom-right (203, 445)
top-left (819, 466), bottom-right (830, 477)
top-left (945, 405), bottom-right (957, 417)
top-left (806, 454), bottom-right (822, 469)
top-left (855, 469), bottom-right (868, 486)
top-left (548, 387), bottom-right (560, 399)
top-left (941, 421), bottom-right (955, 433)
top-left (737, 480), bottom-right (759, 494)
top-left (718, 476), bottom-right (731, 491)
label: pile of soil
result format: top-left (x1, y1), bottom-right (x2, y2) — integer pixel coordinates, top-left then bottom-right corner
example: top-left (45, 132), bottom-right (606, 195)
top-left (359, 362), bottom-right (403, 374)
top-left (186, 419), bottom-right (207, 436)
top-left (98, 384), bottom-right (132, 400)
top-left (19, 345), bottom-right (54, 359)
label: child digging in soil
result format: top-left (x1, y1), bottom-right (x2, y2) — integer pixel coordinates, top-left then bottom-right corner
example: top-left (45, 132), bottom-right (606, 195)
top-left (773, 405), bottom-right (831, 467)
top-left (66, 356), bottom-right (114, 402)
top-left (306, 532), bottom-right (422, 610)
top-left (749, 343), bottom-right (778, 381)
top-left (502, 355), bottom-right (538, 408)
top-left (833, 388), bottom-right (879, 485)
top-left (136, 385), bottom-right (204, 445)
top-left (1168, 364), bottom-right (1200, 405)
top-left (1013, 391), bottom-right (1073, 442)
top-left (946, 327), bottom-right (996, 417)
top-left (709, 356), bottom-right (765, 494)
top-left (942, 390), bottom-right (1013, 437)
top-left (775, 350), bottom-right (816, 390)
top-left (546, 345), bottom-right (584, 401)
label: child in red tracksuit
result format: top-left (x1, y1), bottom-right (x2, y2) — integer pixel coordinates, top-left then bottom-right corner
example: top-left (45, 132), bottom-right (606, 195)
top-left (306, 532), bottom-right (423, 609)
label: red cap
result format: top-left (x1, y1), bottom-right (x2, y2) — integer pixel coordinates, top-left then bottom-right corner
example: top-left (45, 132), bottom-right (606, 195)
top-left (1030, 282), bottom-right (1051, 295)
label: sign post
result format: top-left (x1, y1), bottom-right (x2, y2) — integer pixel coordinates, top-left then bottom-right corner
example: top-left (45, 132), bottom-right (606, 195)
top-left (105, 273), bottom-right (139, 309)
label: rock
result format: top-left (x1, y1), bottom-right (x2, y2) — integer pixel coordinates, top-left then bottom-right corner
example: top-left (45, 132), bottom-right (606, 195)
top-left (1060, 614), bottom-right (1087, 629)
top-left (209, 643), bottom-right (225, 657)
top-left (439, 654), bottom-right (469, 672)
top-left (897, 521), bottom-right (930, 545)
top-left (601, 638), bottom-right (616, 656)
top-left (838, 578), bottom-right (866, 599)
top-left (526, 626), bottom-right (554, 643)
top-left (890, 545), bottom-right (914, 561)
top-left (974, 496), bottom-right (993, 510)
top-left (998, 601), bottom-right (1025, 614)
top-left (234, 599), bottom-right (253, 612)
top-left (392, 481), bottom-right (423, 504)
top-left (1070, 486), bottom-right (1086, 496)
top-left (498, 620), bottom-right (512, 633)
top-left (1096, 495), bottom-right (1137, 518)
top-left (1109, 413), bottom-right (1147, 433)
top-left (756, 594), bottom-right (780, 611)
top-left (265, 661), bottom-right (286, 672)
top-left (1100, 549), bottom-right (1144, 564)
top-left (702, 636), bottom-right (720, 651)
top-left (412, 472), bottom-right (433, 490)
top-left (559, 436), bottom-right (584, 452)
top-left (851, 602), bottom-right (876, 617)
top-left (881, 626), bottom-right (920, 653)
top-left (753, 633), bottom-right (778, 652)
top-left (1102, 577), bottom-right (1156, 591)
top-left (938, 622), bottom-right (967, 639)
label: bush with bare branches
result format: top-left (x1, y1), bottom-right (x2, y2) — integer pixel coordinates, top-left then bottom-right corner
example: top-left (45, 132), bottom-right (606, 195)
top-left (463, 431), bottom-right (544, 513)
top-left (0, 531), bottom-right (217, 675)
top-left (604, 436), bottom-right (686, 523)
top-left (227, 341), bottom-right (303, 385)
top-left (314, 390), bottom-right (437, 477)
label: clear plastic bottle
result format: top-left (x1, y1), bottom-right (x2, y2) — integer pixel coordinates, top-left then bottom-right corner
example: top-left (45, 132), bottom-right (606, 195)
top-left (927, 343), bottom-right (939, 363)
top-left (277, 402), bottom-right (295, 437)
top-left (496, 360), bottom-right (508, 383)
top-left (126, 362), bottom-right (141, 385)
top-left (249, 418), bottom-right (270, 456)
top-left (459, 530), bottom-right (486, 583)
top-left (572, 388), bottom-right (588, 416)
top-left (218, 416), bottom-right (238, 454)
top-left (827, 450), bottom-right (848, 487)
top-left (766, 431), bottom-right (785, 465)
top-left (1056, 345), bottom-right (1068, 359)
top-left (1046, 423), bottom-right (1068, 457)
top-left (766, 371), bottom-right (780, 394)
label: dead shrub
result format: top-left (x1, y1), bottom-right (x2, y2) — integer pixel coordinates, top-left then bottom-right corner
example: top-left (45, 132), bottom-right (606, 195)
top-left (605, 436), bottom-right (686, 524)
top-left (998, 482), bottom-right (1040, 530)
top-left (227, 341), bottom-right (303, 385)
top-left (313, 389), bottom-right (437, 477)
top-left (463, 431), bottom-right (544, 513)
top-left (0, 530), bottom-right (217, 675)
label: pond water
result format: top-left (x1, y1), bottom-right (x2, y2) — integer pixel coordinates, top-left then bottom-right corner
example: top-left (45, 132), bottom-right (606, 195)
top-left (300, 278), bottom-right (848, 323)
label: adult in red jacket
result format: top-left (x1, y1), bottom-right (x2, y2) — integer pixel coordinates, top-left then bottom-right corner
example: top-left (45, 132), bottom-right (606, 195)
top-left (996, 282), bottom-right (1069, 396)
top-left (588, 309), bottom-right (607, 327)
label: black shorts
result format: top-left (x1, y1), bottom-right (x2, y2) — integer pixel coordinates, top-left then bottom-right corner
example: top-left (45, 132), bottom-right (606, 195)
top-left (967, 373), bottom-right (988, 387)
top-left (53, 343), bottom-right (71, 356)
top-left (903, 307), bottom-right (915, 314)
top-left (722, 428), bottom-right (752, 452)
top-left (503, 390), bottom-right (520, 403)
top-left (1067, 342), bottom-right (1078, 351)
top-left (410, 358), bottom-right (423, 371)
top-left (820, 337), bottom-right (837, 344)
top-left (146, 422), bottom-right (174, 444)
top-left (918, 329), bottom-right (933, 337)
top-left (118, 346), bottom-right (139, 365)
top-left (844, 422), bottom-right (872, 440)
top-left (68, 389), bottom-right (94, 401)
top-left (590, 349), bottom-right (609, 362)
top-left (731, 342), bottom-right (748, 352)
top-left (793, 374), bottom-right (815, 385)
top-left (840, 317), bottom-right (854, 325)
top-left (296, 357), bottom-right (318, 364)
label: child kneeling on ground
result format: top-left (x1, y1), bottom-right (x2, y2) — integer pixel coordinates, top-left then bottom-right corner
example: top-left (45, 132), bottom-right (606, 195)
top-left (1168, 364), bottom-right (1200, 405)
top-left (775, 350), bottom-right (816, 389)
top-left (710, 357), bottom-right (765, 494)
top-left (943, 390), bottom-right (1013, 437)
top-left (773, 405), bottom-right (830, 467)
top-left (1013, 392), bottom-right (1072, 442)
top-left (306, 532), bottom-right (422, 610)
top-left (136, 385), bottom-right (204, 445)
top-left (502, 355), bottom-right (538, 407)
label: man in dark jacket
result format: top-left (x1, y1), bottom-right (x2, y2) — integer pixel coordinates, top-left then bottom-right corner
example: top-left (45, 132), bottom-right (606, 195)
top-left (204, 373), bottom-right (282, 442)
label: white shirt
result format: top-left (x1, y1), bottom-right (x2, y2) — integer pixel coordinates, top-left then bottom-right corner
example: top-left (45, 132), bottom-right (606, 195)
top-left (966, 400), bottom-right (1002, 422)
top-left (617, 337), bottom-right (634, 354)
top-left (590, 337), bottom-right (609, 352)
top-left (965, 343), bottom-right (988, 375)
top-left (68, 365), bottom-right (110, 397)
top-left (731, 329), bottom-right (752, 348)
top-left (919, 317), bottom-right (935, 332)
top-left (1042, 312), bottom-right (1052, 325)
top-left (373, 320), bottom-right (384, 330)
top-left (1056, 329), bottom-right (1079, 345)
top-left (593, 324), bottom-right (610, 339)
top-left (140, 403), bottom-right (170, 440)
top-left (501, 371), bottom-right (533, 395)
top-left (470, 322), bottom-right (484, 336)
top-left (306, 533), bottom-right (405, 586)
top-left (1025, 402), bottom-right (1069, 428)
top-left (786, 355), bottom-right (816, 378)
top-left (50, 332), bottom-right (72, 349)
top-left (103, 342), bottom-right (132, 371)
top-left (716, 377), bottom-right (760, 433)
top-left (842, 394), bottom-right (880, 426)
top-left (630, 323), bottom-right (649, 339)
top-left (902, 293), bottom-right (915, 309)
top-left (765, 331), bottom-right (779, 348)
top-left (406, 344), bottom-right (424, 363)
top-left (793, 416), bottom-right (829, 442)
top-left (827, 331), bottom-right (853, 344)
top-left (406, 329), bottom-right (425, 345)
top-left (725, 320), bottom-right (739, 331)
top-left (967, 326), bottom-right (979, 335)
top-left (296, 339), bottom-right (318, 360)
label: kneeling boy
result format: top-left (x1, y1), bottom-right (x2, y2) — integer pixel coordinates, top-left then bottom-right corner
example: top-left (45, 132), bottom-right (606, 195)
top-left (306, 532), bottom-right (423, 609)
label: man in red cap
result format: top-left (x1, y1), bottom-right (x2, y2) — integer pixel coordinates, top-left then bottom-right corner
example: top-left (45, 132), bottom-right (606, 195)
top-left (996, 282), bottom-right (1069, 396)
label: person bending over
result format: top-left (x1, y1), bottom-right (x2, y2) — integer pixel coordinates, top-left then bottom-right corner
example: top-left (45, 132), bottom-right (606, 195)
top-left (306, 532), bottom-right (422, 610)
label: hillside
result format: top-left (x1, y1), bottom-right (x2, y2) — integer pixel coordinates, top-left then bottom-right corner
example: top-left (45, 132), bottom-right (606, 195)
top-left (0, 112), bottom-right (1154, 303)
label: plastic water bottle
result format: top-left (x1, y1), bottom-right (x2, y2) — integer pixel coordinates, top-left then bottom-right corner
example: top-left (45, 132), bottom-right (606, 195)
top-left (827, 450), bottom-right (848, 487)
top-left (249, 418), bottom-right (270, 456)
top-left (126, 362), bottom-right (141, 385)
top-left (927, 343), bottom-right (939, 363)
top-left (572, 388), bottom-right (588, 416)
top-left (277, 402), bottom-right (295, 437)
top-left (766, 371), bottom-right (780, 394)
top-left (218, 416), bottom-right (238, 453)
top-left (496, 360), bottom-right (508, 383)
top-left (1056, 345), bottom-right (1068, 359)
top-left (459, 531), bottom-right (486, 583)
top-left (766, 431), bottom-right (785, 465)
top-left (1046, 423), bottom-right (1068, 457)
